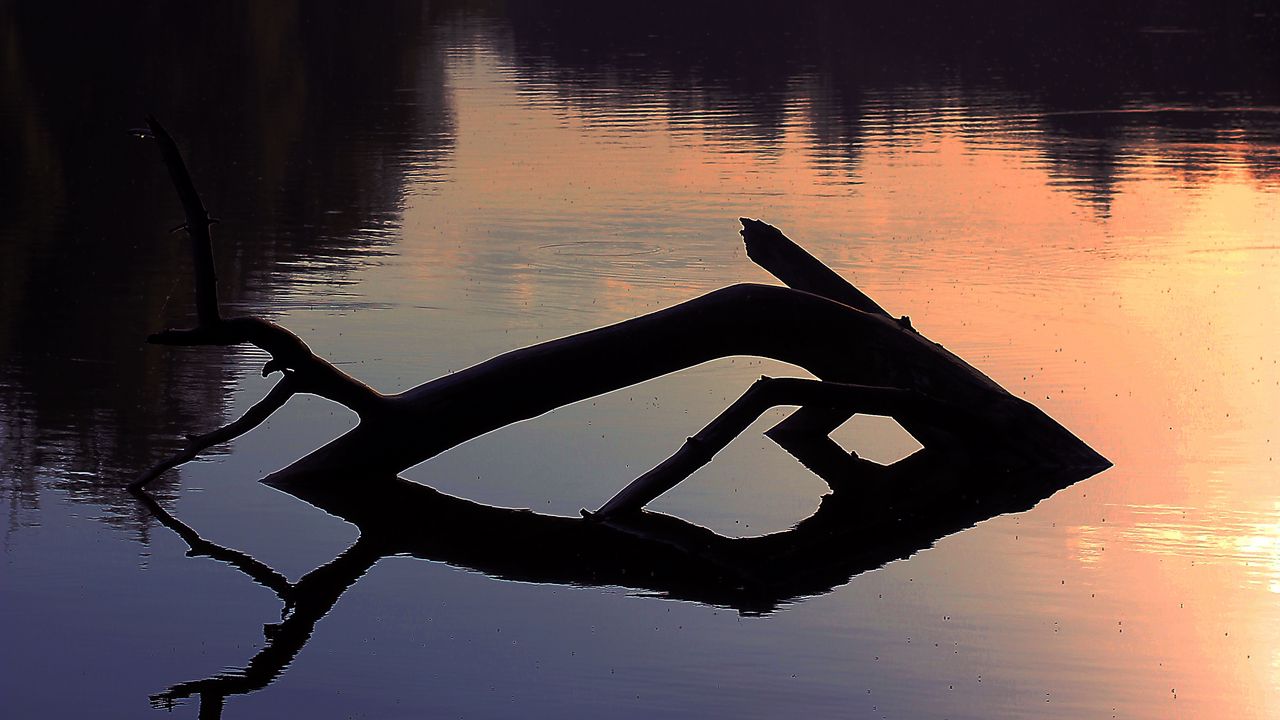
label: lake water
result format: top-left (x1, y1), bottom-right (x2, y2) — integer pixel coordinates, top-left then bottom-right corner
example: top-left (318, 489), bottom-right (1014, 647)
top-left (3, 3), bottom-right (1278, 718)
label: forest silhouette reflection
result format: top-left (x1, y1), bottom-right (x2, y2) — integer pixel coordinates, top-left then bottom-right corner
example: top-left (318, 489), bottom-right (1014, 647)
top-left (1, 1), bottom-right (455, 527)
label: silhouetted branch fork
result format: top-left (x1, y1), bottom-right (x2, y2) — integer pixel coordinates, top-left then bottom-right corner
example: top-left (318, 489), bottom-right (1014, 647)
top-left (144, 117), bottom-right (379, 415)
top-left (741, 217), bottom-right (991, 447)
top-left (147, 316), bottom-right (382, 415)
top-left (136, 118), bottom-right (386, 488)
top-left (592, 376), bottom-right (964, 517)
top-left (738, 219), bottom-right (876, 451)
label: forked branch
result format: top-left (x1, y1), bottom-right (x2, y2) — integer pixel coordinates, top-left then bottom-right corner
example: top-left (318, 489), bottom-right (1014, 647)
top-left (133, 119), bottom-right (385, 488)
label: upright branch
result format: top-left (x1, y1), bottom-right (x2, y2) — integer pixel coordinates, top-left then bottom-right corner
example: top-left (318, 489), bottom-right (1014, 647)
top-left (147, 115), bottom-right (220, 326)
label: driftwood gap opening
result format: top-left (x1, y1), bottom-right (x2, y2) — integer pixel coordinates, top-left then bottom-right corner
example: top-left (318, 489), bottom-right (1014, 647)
top-left (128, 119), bottom-right (1110, 717)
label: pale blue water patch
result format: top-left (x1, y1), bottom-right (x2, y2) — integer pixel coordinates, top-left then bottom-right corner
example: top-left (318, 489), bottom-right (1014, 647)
top-left (0, 484), bottom-right (283, 720)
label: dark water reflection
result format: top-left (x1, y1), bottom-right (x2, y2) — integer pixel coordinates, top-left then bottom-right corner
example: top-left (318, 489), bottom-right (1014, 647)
top-left (1, 1), bottom-right (453, 526)
top-left (499, 0), bottom-right (1279, 198)
top-left (3, 2), bottom-right (1279, 718)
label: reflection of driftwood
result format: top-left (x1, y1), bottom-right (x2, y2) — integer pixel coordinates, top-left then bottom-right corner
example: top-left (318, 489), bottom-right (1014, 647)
top-left (143, 438), bottom-right (1098, 718)
top-left (275, 449), bottom-right (1098, 614)
top-left (130, 119), bottom-right (1109, 719)
top-left (139, 485), bottom-right (381, 717)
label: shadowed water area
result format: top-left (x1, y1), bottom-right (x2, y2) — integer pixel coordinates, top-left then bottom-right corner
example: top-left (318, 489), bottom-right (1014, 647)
top-left (2, 2), bottom-right (1279, 718)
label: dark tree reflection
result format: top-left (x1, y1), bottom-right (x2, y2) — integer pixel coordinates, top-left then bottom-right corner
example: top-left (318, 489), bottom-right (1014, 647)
top-left (0, 2), bottom-right (457, 527)
top-left (495, 0), bottom-right (1280, 203)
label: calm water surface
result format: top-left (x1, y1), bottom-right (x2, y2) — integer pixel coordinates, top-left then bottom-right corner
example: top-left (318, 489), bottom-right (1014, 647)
top-left (3, 4), bottom-right (1279, 718)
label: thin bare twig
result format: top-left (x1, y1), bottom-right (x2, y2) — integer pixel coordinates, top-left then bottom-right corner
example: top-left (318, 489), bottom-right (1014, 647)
top-left (146, 115), bottom-right (220, 326)
top-left (130, 375), bottom-right (297, 490)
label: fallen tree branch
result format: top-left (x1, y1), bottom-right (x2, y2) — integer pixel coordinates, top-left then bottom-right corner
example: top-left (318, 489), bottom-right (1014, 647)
top-left (129, 120), bottom-right (1112, 720)
top-left (135, 117), bottom-right (1107, 514)
top-left (276, 277), bottom-right (1099, 486)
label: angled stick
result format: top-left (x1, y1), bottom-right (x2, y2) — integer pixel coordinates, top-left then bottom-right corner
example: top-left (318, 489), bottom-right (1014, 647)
top-left (591, 376), bottom-right (967, 517)
top-left (147, 115), bottom-right (220, 326)
top-left (130, 375), bottom-right (298, 490)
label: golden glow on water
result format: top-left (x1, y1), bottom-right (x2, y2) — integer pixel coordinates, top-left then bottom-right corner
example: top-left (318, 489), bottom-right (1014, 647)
top-left (385, 44), bottom-right (1280, 717)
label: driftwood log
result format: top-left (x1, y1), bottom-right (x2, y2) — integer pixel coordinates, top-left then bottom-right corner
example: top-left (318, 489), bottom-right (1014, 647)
top-left (134, 117), bottom-right (1105, 506)
top-left (130, 118), bottom-right (1110, 719)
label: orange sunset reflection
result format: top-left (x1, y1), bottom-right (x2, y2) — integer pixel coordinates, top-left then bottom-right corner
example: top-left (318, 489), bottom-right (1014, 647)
top-left (384, 43), bottom-right (1280, 716)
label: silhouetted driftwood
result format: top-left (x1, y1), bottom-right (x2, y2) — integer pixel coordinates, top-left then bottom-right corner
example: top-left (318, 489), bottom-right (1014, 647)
top-left (741, 217), bottom-right (890, 317)
top-left (133, 117), bottom-right (1105, 512)
top-left (129, 119), bottom-right (1110, 719)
